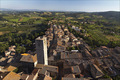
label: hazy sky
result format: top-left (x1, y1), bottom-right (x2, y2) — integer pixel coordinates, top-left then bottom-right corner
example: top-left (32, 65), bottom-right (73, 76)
top-left (0, 0), bottom-right (120, 12)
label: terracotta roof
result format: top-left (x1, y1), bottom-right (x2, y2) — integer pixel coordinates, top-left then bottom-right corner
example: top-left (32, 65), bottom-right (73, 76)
top-left (0, 57), bottom-right (6, 62)
top-left (48, 56), bottom-right (54, 61)
top-left (98, 78), bottom-right (112, 80)
top-left (0, 72), bottom-right (9, 80)
top-left (38, 65), bottom-right (58, 75)
top-left (20, 54), bottom-right (37, 63)
top-left (64, 74), bottom-right (75, 78)
top-left (68, 53), bottom-right (82, 59)
top-left (3, 72), bottom-right (20, 80)
top-left (44, 65), bottom-right (58, 73)
top-left (39, 69), bottom-right (48, 75)
top-left (90, 64), bottom-right (103, 78)
top-left (27, 74), bottom-right (34, 80)
top-left (32, 54), bottom-right (37, 62)
top-left (115, 47), bottom-right (120, 53)
top-left (71, 66), bottom-right (81, 74)
top-left (44, 75), bottom-right (52, 80)
top-left (100, 46), bottom-right (107, 49)
top-left (61, 53), bottom-right (82, 59)
top-left (7, 65), bottom-right (17, 71)
top-left (62, 77), bottom-right (89, 80)
top-left (38, 74), bottom-right (45, 80)
top-left (32, 69), bottom-right (40, 75)
top-left (35, 64), bottom-right (44, 69)
top-left (20, 74), bottom-right (29, 80)
top-left (11, 52), bottom-right (15, 55)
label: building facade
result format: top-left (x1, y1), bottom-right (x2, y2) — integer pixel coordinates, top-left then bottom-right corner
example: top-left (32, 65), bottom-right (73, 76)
top-left (35, 36), bottom-right (48, 65)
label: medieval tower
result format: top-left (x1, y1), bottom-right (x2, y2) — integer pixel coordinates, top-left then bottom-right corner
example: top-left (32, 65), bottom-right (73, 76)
top-left (35, 36), bottom-right (48, 65)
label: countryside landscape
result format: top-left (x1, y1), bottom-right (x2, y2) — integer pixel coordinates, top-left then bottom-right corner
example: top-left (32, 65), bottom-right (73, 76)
top-left (0, 11), bottom-right (120, 54)
top-left (0, 0), bottom-right (120, 80)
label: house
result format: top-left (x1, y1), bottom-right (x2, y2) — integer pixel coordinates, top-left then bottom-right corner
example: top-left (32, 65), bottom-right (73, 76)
top-left (4, 46), bottom-right (16, 57)
top-left (3, 72), bottom-right (20, 80)
top-left (0, 58), bottom-right (7, 62)
top-left (72, 38), bottom-right (78, 42)
top-left (20, 69), bottom-right (40, 80)
top-left (39, 68), bottom-right (50, 76)
top-left (0, 57), bottom-right (7, 66)
top-left (94, 59), bottom-right (103, 66)
top-left (38, 75), bottom-right (52, 80)
top-left (20, 54), bottom-right (37, 67)
top-left (36, 64), bottom-right (58, 77)
top-left (53, 50), bottom-right (57, 56)
top-left (48, 56), bottom-right (55, 65)
top-left (43, 65), bottom-right (58, 77)
top-left (0, 72), bottom-right (9, 80)
top-left (72, 26), bottom-right (76, 29)
top-left (20, 74), bottom-right (29, 80)
top-left (62, 77), bottom-right (90, 80)
top-left (5, 51), bottom-right (11, 57)
top-left (20, 54), bottom-right (37, 73)
top-left (27, 75), bottom-right (35, 80)
top-left (44, 75), bottom-right (52, 80)
top-left (114, 47), bottom-right (120, 54)
top-left (82, 49), bottom-right (92, 59)
top-left (98, 78), bottom-right (113, 80)
top-left (29, 69), bottom-right (40, 80)
top-left (56, 45), bottom-right (65, 51)
top-left (63, 67), bottom-right (72, 75)
top-left (35, 64), bottom-right (44, 69)
top-left (79, 63), bottom-right (91, 77)
top-left (7, 57), bottom-right (13, 63)
top-left (71, 50), bottom-right (79, 53)
top-left (64, 74), bottom-right (75, 78)
top-left (10, 52), bottom-right (16, 56)
top-left (64, 28), bottom-right (68, 32)
top-left (0, 66), bottom-right (5, 72)
top-left (90, 64), bottom-right (104, 78)
top-left (8, 46), bottom-right (16, 52)
top-left (71, 66), bottom-right (81, 74)
top-left (6, 65), bottom-right (17, 72)
top-left (75, 41), bottom-right (81, 45)
top-left (61, 53), bottom-right (82, 60)
top-left (38, 68), bottom-right (52, 80)
top-left (68, 53), bottom-right (82, 59)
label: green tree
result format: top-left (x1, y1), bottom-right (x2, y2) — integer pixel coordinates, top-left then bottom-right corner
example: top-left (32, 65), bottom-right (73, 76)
top-left (71, 46), bottom-right (75, 50)
top-left (16, 46), bottom-right (26, 54)
top-left (25, 39), bottom-right (32, 47)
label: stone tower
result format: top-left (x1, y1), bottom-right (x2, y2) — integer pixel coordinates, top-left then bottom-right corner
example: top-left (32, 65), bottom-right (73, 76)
top-left (35, 36), bottom-right (48, 65)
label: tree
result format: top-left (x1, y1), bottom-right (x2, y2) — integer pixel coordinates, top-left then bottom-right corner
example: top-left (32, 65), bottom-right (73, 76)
top-left (16, 46), bottom-right (26, 54)
top-left (71, 46), bottom-right (75, 50)
top-left (0, 42), bottom-right (9, 56)
top-left (13, 68), bottom-right (18, 73)
top-left (113, 75), bottom-right (120, 80)
top-left (25, 39), bottom-right (32, 47)
top-left (102, 74), bottom-right (111, 79)
top-left (66, 47), bottom-right (70, 51)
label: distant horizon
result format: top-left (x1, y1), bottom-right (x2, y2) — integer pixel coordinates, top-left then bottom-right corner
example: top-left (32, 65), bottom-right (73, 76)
top-left (0, 8), bottom-right (120, 13)
top-left (1, 0), bottom-right (120, 12)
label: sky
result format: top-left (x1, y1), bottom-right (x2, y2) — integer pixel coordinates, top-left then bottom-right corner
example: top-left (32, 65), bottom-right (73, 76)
top-left (0, 0), bottom-right (120, 12)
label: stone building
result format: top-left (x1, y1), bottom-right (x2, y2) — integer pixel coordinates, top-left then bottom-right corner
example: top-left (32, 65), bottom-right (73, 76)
top-left (35, 36), bottom-right (48, 65)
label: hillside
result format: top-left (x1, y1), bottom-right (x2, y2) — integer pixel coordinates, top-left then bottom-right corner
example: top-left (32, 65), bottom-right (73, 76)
top-left (0, 11), bottom-right (120, 55)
